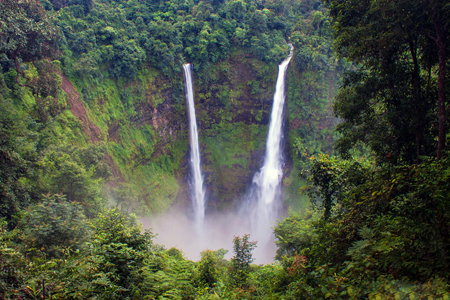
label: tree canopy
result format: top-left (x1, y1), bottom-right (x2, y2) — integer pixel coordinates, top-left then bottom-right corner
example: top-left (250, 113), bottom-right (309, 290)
top-left (0, 0), bottom-right (58, 88)
top-left (326, 0), bottom-right (449, 163)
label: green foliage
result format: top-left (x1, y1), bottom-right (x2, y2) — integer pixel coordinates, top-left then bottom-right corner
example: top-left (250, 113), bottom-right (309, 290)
top-left (5, 0), bottom-right (449, 298)
top-left (300, 154), bottom-right (371, 219)
top-left (274, 209), bottom-right (320, 259)
top-left (36, 144), bottom-right (109, 216)
top-left (17, 194), bottom-right (91, 258)
top-left (229, 234), bottom-right (257, 288)
top-left (195, 249), bottom-right (228, 289)
top-left (326, 0), bottom-right (449, 163)
top-left (274, 153), bottom-right (450, 298)
top-left (0, 54), bottom-right (109, 226)
top-left (140, 250), bottom-right (196, 299)
top-left (56, 0), bottom-right (292, 79)
top-left (54, 208), bottom-right (156, 298)
top-left (341, 156), bottom-right (450, 279)
top-left (247, 263), bottom-right (286, 299)
top-left (0, 218), bottom-right (27, 297)
top-left (60, 61), bottom-right (187, 215)
top-left (0, 0), bottom-right (341, 217)
top-left (0, 97), bottom-right (35, 227)
top-left (90, 208), bottom-right (153, 292)
top-left (0, 0), bottom-right (58, 63)
top-left (0, 0), bottom-right (59, 99)
top-left (110, 38), bottom-right (146, 78)
top-left (282, 2), bottom-right (349, 209)
top-left (112, 182), bottom-right (148, 215)
top-left (93, 208), bottom-right (153, 253)
top-left (270, 0), bottom-right (450, 295)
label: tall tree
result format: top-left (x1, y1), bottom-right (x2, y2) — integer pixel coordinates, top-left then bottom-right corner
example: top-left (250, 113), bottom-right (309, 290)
top-left (324, 0), bottom-right (449, 162)
top-left (229, 234), bottom-right (256, 288)
top-left (0, 0), bottom-right (58, 89)
top-left (428, 0), bottom-right (447, 160)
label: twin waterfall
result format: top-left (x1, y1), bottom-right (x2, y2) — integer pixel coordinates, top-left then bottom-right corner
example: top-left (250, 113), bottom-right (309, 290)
top-left (182, 50), bottom-right (292, 263)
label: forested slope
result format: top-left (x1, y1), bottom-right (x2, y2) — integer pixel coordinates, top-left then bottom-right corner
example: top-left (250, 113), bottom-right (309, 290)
top-left (0, 0), bottom-right (342, 217)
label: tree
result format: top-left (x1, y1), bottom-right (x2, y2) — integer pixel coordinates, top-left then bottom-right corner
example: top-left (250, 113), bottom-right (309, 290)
top-left (274, 210), bottom-right (319, 259)
top-left (18, 194), bottom-right (91, 258)
top-left (37, 144), bottom-right (109, 217)
top-left (324, 0), bottom-right (449, 162)
top-left (428, 0), bottom-right (447, 160)
top-left (335, 156), bottom-right (450, 279)
top-left (51, 208), bottom-right (157, 298)
top-left (301, 154), bottom-right (370, 220)
top-left (275, 154), bottom-right (450, 298)
top-left (0, 218), bottom-right (27, 297)
top-left (111, 38), bottom-right (146, 78)
top-left (195, 249), bottom-right (227, 288)
top-left (248, 10), bottom-right (268, 34)
top-left (0, 0), bottom-right (58, 90)
top-left (112, 182), bottom-right (148, 215)
top-left (89, 208), bottom-right (155, 296)
top-left (229, 234), bottom-right (256, 288)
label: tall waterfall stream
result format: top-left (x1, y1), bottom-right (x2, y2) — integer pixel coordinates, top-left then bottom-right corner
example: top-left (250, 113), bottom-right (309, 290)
top-left (183, 63), bottom-right (206, 231)
top-left (245, 50), bottom-right (293, 262)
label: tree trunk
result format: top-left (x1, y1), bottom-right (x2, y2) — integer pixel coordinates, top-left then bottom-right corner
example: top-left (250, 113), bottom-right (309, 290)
top-left (408, 38), bottom-right (422, 162)
top-left (430, 0), bottom-right (446, 160)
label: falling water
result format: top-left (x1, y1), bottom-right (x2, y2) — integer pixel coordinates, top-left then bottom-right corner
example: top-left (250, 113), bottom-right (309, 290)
top-left (147, 53), bottom-right (293, 263)
top-left (183, 63), bottom-right (206, 230)
top-left (247, 48), bottom-right (293, 262)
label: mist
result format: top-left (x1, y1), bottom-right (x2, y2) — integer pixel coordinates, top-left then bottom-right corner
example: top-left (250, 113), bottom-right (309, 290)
top-left (140, 206), bottom-right (279, 265)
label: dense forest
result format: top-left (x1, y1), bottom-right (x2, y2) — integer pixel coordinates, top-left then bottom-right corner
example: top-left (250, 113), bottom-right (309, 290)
top-left (1, 0), bottom-right (449, 298)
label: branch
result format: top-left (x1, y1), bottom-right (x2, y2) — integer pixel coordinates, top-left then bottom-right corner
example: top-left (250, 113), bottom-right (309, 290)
top-left (427, 31), bottom-right (437, 43)
top-left (14, 56), bottom-right (36, 94)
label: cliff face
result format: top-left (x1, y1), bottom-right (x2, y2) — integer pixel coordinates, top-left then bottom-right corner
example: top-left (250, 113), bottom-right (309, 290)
top-left (194, 52), bottom-right (278, 211)
top-left (0, 0), bottom-right (346, 232)
top-left (59, 49), bottom-right (340, 215)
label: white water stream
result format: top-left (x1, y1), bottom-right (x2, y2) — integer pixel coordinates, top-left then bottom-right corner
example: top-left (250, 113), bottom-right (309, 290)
top-left (183, 63), bottom-right (206, 230)
top-left (246, 49), bottom-right (292, 262)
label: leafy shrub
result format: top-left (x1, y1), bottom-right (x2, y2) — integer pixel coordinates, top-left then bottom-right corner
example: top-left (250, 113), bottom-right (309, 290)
top-left (17, 194), bottom-right (90, 258)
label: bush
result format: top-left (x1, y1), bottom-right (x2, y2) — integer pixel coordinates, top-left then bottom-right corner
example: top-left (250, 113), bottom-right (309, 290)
top-left (18, 194), bottom-right (91, 258)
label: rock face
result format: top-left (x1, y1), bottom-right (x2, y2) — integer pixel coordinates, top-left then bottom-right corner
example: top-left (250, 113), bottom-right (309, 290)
top-left (63, 50), bottom-right (338, 215)
top-left (108, 51), bottom-right (280, 212)
top-left (191, 52), bottom-right (279, 211)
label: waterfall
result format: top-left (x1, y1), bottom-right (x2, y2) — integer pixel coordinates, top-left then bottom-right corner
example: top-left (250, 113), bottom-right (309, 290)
top-left (150, 53), bottom-right (292, 263)
top-left (183, 63), bottom-right (206, 229)
top-left (247, 48), bottom-right (293, 261)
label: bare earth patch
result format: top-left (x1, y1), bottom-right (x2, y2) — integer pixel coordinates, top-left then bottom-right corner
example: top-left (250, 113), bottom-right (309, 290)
top-left (57, 70), bottom-right (101, 143)
top-left (54, 67), bottom-right (123, 183)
